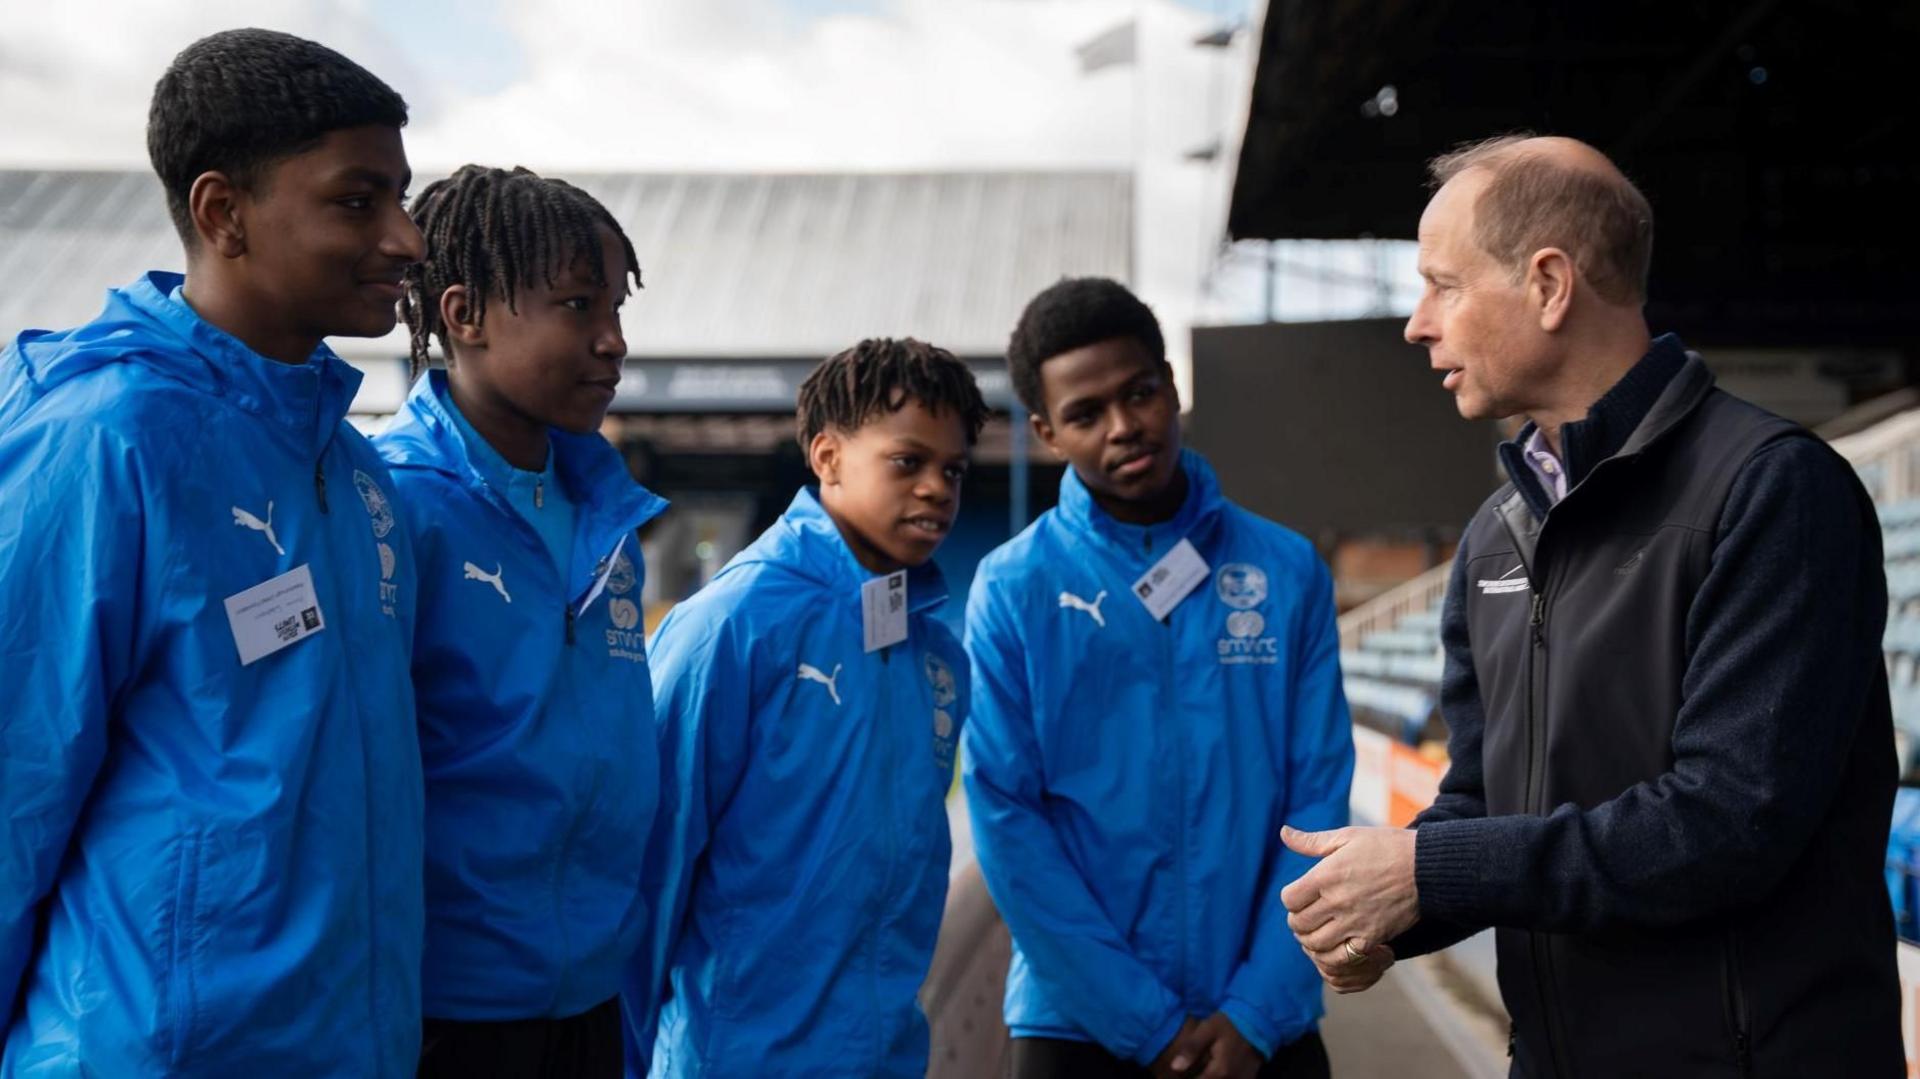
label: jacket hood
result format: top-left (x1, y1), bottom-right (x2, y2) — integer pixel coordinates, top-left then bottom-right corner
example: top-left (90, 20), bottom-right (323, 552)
top-left (1, 271), bottom-right (362, 453)
top-left (380, 370), bottom-right (668, 594)
top-left (724, 487), bottom-right (949, 616)
top-left (1056, 447), bottom-right (1227, 553)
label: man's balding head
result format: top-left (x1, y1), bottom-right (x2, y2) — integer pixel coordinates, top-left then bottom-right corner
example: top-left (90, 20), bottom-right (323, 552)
top-left (1428, 134), bottom-right (1653, 306)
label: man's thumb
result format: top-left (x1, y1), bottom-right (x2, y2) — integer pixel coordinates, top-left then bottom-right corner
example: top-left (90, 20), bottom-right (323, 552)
top-left (1281, 824), bottom-right (1344, 857)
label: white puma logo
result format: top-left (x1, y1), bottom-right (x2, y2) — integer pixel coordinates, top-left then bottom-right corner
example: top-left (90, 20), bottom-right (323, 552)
top-left (232, 501), bottom-right (284, 556)
top-left (463, 561), bottom-right (512, 603)
top-left (797, 662), bottom-right (842, 706)
top-left (1058, 589), bottom-right (1107, 628)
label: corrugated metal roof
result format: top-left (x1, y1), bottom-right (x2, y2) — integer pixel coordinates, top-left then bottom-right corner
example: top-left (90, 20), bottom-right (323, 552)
top-left (0, 169), bottom-right (1131, 360)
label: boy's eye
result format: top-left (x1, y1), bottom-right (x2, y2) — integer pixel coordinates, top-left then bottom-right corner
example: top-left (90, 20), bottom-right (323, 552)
top-left (944, 465), bottom-right (968, 483)
top-left (1065, 411), bottom-right (1096, 428)
top-left (562, 297), bottom-right (592, 312)
top-left (339, 196), bottom-right (372, 211)
top-left (892, 455), bottom-right (921, 472)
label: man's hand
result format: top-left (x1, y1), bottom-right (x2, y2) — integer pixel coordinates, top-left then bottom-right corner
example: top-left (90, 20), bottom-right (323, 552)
top-left (1306, 940), bottom-right (1396, 994)
top-left (1149, 1016), bottom-right (1206, 1079)
top-left (1279, 825), bottom-right (1420, 955)
top-left (1189, 1012), bottom-right (1264, 1079)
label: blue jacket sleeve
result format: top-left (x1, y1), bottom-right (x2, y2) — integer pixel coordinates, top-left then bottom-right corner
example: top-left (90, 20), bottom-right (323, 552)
top-left (960, 574), bottom-right (1187, 1066)
top-left (0, 420), bottom-right (140, 1022)
top-left (1222, 559), bottom-right (1354, 1056)
top-left (621, 601), bottom-right (755, 1076)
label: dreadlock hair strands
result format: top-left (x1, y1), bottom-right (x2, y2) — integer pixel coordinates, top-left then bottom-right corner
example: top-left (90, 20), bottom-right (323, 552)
top-left (796, 338), bottom-right (989, 451)
top-left (402, 165), bottom-right (644, 381)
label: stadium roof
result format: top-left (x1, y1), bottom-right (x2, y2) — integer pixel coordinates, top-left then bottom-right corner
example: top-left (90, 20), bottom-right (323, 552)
top-left (1226, 0), bottom-right (1918, 346)
top-left (0, 168), bottom-right (1132, 366)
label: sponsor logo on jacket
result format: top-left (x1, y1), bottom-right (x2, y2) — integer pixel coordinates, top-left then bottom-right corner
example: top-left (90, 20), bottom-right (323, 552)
top-left (926, 651), bottom-right (959, 773)
top-left (1215, 562), bottom-right (1278, 664)
top-left (354, 470), bottom-right (402, 618)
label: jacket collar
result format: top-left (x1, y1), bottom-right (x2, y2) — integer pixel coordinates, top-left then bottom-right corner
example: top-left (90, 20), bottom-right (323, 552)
top-left (1056, 447), bottom-right (1226, 557)
top-left (1500, 334), bottom-right (1705, 519)
top-left (737, 487), bottom-right (949, 615)
top-left (382, 370), bottom-right (668, 594)
top-left (128, 271), bottom-right (361, 451)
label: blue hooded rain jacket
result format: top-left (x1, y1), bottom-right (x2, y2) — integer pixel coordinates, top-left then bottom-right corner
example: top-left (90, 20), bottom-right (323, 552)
top-left (625, 488), bottom-right (968, 1078)
top-left (962, 450), bottom-right (1353, 1063)
top-left (0, 272), bottom-right (424, 1076)
top-left (376, 371), bottom-right (668, 1021)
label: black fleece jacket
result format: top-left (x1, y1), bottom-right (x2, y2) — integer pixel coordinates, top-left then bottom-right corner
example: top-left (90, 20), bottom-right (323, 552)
top-left (1398, 334), bottom-right (1892, 950)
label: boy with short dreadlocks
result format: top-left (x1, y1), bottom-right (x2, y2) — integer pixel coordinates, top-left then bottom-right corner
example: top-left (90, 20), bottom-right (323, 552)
top-left (374, 164), bottom-right (666, 1079)
top-left (624, 340), bottom-right (986, 1078)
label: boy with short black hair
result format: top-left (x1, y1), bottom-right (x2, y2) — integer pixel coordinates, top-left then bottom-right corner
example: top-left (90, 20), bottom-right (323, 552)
top-left (0, 29), bottom-right (426, 1075)
top-left (964, 277), bottom-right (1354, 1079)
top-left (625, 339), bottom-right (986, 1078)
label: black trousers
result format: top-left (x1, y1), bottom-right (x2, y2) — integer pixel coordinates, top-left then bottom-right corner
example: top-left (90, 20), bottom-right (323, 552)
top-left (1010, 1030), bottom-right (1330, 1079)
top-left (418, 997), bottom-right (622, 1079)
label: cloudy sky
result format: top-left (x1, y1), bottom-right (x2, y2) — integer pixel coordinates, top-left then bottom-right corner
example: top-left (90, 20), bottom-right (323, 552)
top-left (1, 0), bottom-right (1412, 391)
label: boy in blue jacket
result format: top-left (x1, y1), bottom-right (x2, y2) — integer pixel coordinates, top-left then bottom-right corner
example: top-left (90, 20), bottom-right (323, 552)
top-left (962, 278), bottom-right (1354, 1079)
top-left (0, 30), bottom-right (427, 1076)
top-left (376, 165), bottom-right (665, 1079)
top-left (624, 339), bottom-right (987, 1078)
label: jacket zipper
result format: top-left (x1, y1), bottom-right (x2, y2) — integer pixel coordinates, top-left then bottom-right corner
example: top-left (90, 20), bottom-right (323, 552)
top-left (1146, 524), bottom-right (1188, 1009)
top-left (1723, 931), bottom-right (1753, 1074)
top-left (313, 458), bottom-right (329, 513)
top-left (874, 642), bottom-right (898, 1071)
top-left (1524, 562), bottom-right (1575, 1079)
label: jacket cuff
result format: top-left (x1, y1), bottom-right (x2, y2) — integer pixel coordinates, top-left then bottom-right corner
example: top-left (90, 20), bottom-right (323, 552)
top-left (1415, 817), bottom-right (1491, 923)
top-left (1220, 996), bottom-right (1309, 1060)
top-left (1130, 1006), bottom-right (1190, 1067)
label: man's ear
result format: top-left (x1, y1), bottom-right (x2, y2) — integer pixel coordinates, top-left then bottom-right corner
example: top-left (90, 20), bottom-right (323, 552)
top-left (1529, 247), bottom-right (1576, 332)
top-left (1029, 410), bottom-right (1067, 462)
top-left (441, 285), bottom-right (486, 353)
top-left (188, 171), bottom-right (247, 260)
top-left (808, 430), bottom-right (843, 485)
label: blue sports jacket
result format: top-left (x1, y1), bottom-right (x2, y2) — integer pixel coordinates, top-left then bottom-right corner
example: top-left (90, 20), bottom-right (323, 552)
top-left (0, 272), bottom-right (424, 1075)
top-left (962, 450), bottom-right (1353, 1063)
top-left (376, 371), bottom-right (668, 1020)
top-left (625, 488), bottom-right (968, 1078)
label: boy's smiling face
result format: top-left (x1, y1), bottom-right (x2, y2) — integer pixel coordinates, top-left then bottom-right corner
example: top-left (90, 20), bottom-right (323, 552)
top-left (224, 124), bottom-right (422, 344)
top-left (811, 398), bottom-right (971, 573)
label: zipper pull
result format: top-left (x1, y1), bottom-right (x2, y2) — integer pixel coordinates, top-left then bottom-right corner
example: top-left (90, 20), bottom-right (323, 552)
top-left (314, 460), bottom-right (329, 513)
top-left (1530, 592), bottom-right (1544, 626)
top-left (535, 480), bottom-right (544, 509)
top-left (564, 606), bottom-right (576, 644)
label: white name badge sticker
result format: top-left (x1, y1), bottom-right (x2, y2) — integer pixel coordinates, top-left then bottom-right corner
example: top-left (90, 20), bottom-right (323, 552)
top-left (861, 570), bottom-right (909, 653)
top-left (1132, 538), bottom-right (1210, 622)
top-left (224, 564), bottom-right (326, 666)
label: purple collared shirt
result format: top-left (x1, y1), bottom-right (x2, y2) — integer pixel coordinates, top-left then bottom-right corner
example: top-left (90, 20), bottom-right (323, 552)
top-left (1524, 427), bottom-right (1568, 504)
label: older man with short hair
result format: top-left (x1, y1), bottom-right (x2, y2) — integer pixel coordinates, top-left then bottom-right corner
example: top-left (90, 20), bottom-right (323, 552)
top-left (1279, 134), bottom-right (1903, 1076)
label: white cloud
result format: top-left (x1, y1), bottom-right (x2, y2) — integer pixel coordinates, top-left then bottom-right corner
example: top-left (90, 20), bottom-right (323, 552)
top-left (1, 0), bottom-right (1266, 396)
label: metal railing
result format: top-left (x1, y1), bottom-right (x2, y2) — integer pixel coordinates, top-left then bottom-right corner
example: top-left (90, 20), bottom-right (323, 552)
top-left (1337, 560), bottom-right (1452, 652)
